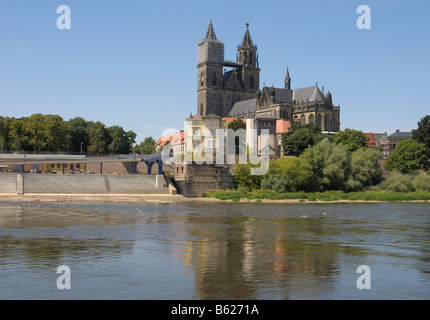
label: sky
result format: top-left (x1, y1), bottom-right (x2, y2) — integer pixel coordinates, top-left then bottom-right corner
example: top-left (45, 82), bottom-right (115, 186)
top-left (0, 0), bottom-right (429, 143)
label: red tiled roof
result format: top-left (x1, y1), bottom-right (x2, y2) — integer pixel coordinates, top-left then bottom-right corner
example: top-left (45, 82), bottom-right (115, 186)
top-left (276, 120), bottom-right (291, 134)
top-left (363, 132), bottom-right (384, 147)
top-left (155, 131), bottom-right (186, 147)
top-left (222, 117), bottom-right (247, 127)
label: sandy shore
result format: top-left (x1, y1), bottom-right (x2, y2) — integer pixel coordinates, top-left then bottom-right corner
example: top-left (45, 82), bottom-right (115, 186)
top-left (1, 193), bottom-right (428, 204)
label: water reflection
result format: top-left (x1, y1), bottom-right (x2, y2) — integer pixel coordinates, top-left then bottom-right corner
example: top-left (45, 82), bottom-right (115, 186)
top-left (0, 201), bottom-right (429, 299)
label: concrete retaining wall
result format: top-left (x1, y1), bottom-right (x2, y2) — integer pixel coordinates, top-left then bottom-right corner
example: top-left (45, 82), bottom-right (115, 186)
top-left (0, 173), bottom-right (18, 194)
top-left (0, 173), bottom-right (171, 195)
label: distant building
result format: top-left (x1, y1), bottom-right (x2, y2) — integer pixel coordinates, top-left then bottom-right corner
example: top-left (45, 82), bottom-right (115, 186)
top-left (376, 130), bottom-right (413, 159)
top-left (363, 132), bottom-right (385, 149)
top-left (197, 20), bottom-right (340, 132)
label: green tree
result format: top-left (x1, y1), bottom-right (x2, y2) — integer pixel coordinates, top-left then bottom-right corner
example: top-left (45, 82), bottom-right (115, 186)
top-left (228, 118), bottom-right (246, 131)
top-left (9, 119), bottom-right (28, 151)
top-left (301, 138), bottom-right (351, 191)
top-left (412, 115), bottom-right (430, 155)
top-left (281, 123), bottom-right (323, 156)
top-left (228, 118), bottom-right (246, 155)
top-left (384, 138), bottom-right (429, 173)
top-left (347, 148), bottom-right (382, 191)
top-left (87, 121), bottom-right (110, 154)
top-left (44, 114), bottom-right (71, 152)
top-left (132, 136), bottom-right (156, 155)
top-left (263, 157), bottom-right (320, 192)
top-left (68, 117), bottom-right (93, 153)
top-left (25, 113), bottom-right (47, 151)
top-left (232, 163), bottom-right (263, 191)
top-left (333, 128), bottom-right (369, 153)
top-left (0, 116), bottom-right (13, 151)
top-left (107, 125), bottom-right (136, 154)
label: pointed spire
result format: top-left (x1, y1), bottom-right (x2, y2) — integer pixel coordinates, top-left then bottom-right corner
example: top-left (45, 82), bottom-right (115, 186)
top-left (204, 19), bottom-right (217, 41)
top-left (284, 67), bottom-right (291, 90)
top-left (240, 23), bottom-right (254, 47)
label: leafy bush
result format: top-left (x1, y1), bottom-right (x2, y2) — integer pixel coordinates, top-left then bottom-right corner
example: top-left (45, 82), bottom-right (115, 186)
top-left (414, 173), bottom-right (430, 191)
top-left (380, 172), bottom-right (415, 192)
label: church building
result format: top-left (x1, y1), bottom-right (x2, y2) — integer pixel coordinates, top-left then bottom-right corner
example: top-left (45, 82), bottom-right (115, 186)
top-left (197, 21), bottom-right (340, 132)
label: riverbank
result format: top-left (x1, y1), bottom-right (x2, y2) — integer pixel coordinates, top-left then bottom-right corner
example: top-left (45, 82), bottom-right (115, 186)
top-left (1, 192), bottom-right (429, 204)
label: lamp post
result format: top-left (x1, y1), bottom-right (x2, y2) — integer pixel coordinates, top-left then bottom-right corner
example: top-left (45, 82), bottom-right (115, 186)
top-left (81, 142), bottom-right (83, 155)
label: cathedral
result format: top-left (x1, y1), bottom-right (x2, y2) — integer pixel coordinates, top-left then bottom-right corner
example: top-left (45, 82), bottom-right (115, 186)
top-left (197, 21), bottom-right (340, 132)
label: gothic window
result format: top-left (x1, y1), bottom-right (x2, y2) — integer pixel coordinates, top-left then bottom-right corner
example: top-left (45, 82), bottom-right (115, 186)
top-left (200, 103), bottom-right (203, 116)
top-left (324, 114), bottom-right (329, 131)
top-left (309, 114), bottom-right (315, 124)
top-left (212, 72), bottom-right (217, 86)
top-left (300, 114), bottom-right (305, 125)
top-left (250, 75), bottom-right (255, 89)
top-left (200, 73), bottom-right (204, 87)
top-left (316, 113), bottom-right (322, 128)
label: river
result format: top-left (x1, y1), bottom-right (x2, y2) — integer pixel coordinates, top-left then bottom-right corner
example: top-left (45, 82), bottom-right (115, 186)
top-left (0, 201), bottom-right (429, 300)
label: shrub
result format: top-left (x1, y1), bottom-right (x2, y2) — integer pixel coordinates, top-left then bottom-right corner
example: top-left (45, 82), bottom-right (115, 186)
top-left (380, 172), bottom-right (415, 192)
top-left (414, 173), bottom-right (430, 191)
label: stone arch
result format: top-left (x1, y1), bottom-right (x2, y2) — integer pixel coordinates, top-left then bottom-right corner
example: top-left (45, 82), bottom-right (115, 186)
top-left (300, 114), bottom-right (306, 125)
top-left (316, 113), bottom-right (322, 129)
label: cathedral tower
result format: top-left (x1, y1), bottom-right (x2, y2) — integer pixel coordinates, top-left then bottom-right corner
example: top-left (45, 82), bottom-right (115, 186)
top-left (237, 23), bottom-right (260, 93)
top-left (197, 20), bottom-right (224, 116)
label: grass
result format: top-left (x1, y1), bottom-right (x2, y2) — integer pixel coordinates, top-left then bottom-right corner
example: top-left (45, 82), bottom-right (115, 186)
top-left (202, 189), bottom-right (430, 202)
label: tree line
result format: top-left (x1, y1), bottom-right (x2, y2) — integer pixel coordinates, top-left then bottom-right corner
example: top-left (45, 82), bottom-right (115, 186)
top-left (234, 114), bottom-right (430, 193)
top-left (0, 114), bottom-right (156, 154)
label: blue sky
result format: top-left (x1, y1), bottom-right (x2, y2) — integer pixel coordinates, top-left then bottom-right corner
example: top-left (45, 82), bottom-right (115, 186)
top-left (0, 0), bottom-right (429, 143)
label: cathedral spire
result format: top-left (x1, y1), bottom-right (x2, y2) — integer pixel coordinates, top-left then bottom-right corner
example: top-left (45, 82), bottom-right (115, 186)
top-left (240, 23), bottom-right (254, 47)
top-left (284, 67), bottom-right (291, 90)
top-left (204, 19), bottom-right (217, 41)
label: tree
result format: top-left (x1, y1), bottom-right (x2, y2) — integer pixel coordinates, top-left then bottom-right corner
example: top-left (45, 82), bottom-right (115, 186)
top-left (412, 115), bottom-right (430, 155)
top-left (232, 163), bottom-right (263, 191)
top-left (281, 123), bottom-right (323, 156)
top-left (347, 148), bottom-right (382, 191)
top-left (301, 138), bottom-right (351, 191)
top-left (44, 114), bottom-right (71, 152)
top-left (262, 157), bottom-right (320, 192)
top-left (132, 137), bottom-right (156, 155)
top-left (228, 118), bottom-right (246, 131)
top-left (9, 119), bottom-right (28, 151)
top-left (333, 128), bottom-right (369, 153)
top-left (68, 117), bottom-right (93, 153)
top-left (384, 138), bottom-right (429, 173)
top-left (228, 118), bottom-right (246, 155)
top-left (0, 116), bottom-right (13, 151)
top-left (87, 121), bottom-right (110, 154)
top-left (107, 125), bottom-right (136, 154)
top-left (25, 113), bottom-right (47, 151)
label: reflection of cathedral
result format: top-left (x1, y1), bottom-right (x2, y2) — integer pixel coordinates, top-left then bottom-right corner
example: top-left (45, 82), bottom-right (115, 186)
top-left (197, 21), bottom-right (340, 132)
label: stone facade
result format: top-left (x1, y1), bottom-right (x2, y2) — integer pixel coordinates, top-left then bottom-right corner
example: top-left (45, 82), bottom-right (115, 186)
top-left (172, 163), bottom-right (233, 197)
top-left (197, 21), bottom-right (260, 117)
top-left (198, 21), bottom-right (341, 133)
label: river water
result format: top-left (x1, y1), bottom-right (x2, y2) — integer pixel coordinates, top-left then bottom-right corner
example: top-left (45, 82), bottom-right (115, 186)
top-left (0, 201), bottom-right (429, 300)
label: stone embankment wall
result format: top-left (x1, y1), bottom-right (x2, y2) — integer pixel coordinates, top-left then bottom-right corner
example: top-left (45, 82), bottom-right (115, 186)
top-left (172, 163), bottom-right (233, 197)
top-left (0, 173), bottom-right (171, 195)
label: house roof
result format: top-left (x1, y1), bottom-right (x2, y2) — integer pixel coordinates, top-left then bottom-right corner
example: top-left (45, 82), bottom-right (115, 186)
top-left (155, 131), bottom-right (185, 147)
top-left (222, 117), bottom-right (246, 127)
top-left (262, 84), bottom-right (326, 103)
top-left (276, 120), bottom-right (291, 134)
top-left (377, 130), bottom-right (413, 140)
top-left (363, 132), bottom-right (385, 146)
top-left (228, 98), bottom-right (257, 117)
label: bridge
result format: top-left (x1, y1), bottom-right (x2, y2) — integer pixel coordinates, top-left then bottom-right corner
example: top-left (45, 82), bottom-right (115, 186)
top-left (0, 153), bottom-right (167, 175)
